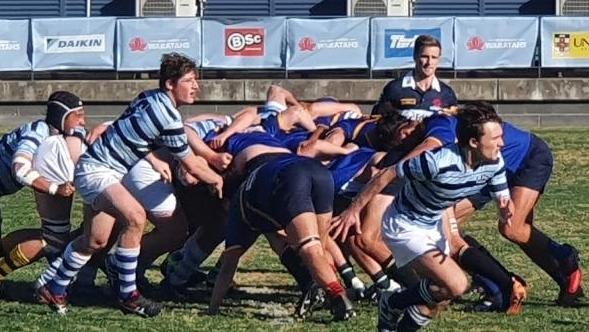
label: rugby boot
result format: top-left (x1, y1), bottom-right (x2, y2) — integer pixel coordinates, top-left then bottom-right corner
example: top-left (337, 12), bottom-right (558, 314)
top-left (329, 292), bottom-right (355, 321)
top-left (377, 290), bottom-right (404, 332)
top-left (506, 274), bottom-right (528, 315)
top-left (119, 290), bottom-right (163, 318)
top-left (556, 244), bottom-right (584, 307)
top-left (295, 282), bottom-right (326, 318)
top-left (36, 285), bottom-right (68, 315)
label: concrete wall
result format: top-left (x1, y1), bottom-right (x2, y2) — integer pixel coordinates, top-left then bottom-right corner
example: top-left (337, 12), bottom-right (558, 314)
top-left (0, 78), bottom-right (588, 128)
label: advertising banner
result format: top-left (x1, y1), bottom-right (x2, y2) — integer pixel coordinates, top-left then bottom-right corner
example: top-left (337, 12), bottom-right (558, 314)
top-left (32, 17), bottom-right (116, 70)
top-left (202, 17), bottom-right (285, 69)
top-left (371, 17), bottom-right (454, 70)
top-left (117, 18), bottom-right (201, 71)
top-left (287, 17), bottom-right (369, 70)
top-left (0, 20), bottom-right (30, 71)
top-left (455, 17), bottom-right (538, 69)
top-left (541, 17), bottom-right (589, 67)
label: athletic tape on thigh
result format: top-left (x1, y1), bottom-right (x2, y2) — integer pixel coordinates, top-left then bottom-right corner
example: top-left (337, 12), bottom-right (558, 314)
top-left (296, 235), bottom-right (321, 253)
top-left (448, 217), bottom-right (459, 234)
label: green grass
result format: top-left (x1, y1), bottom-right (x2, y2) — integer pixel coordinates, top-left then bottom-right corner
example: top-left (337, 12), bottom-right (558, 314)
top-left (0, 128), bottom-right (588, 331)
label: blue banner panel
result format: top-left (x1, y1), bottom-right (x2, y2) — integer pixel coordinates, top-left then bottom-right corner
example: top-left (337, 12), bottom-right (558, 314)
top-left (455, 17), bottom-right (538, 69)
top-left (32, 17), bottom-right (116, 71)
top-left (117, 18), bottom-right (201, 71)
top-left (202, 17), bottom-right (285, 69)
top-left (0, 19), bottom-right (30, 71)
top-left (286, 17), bottom-right (369, 70)
top-left (371, 17), bottom-right (454, 70)
top-left (541, 17), bottom-right (589, 68)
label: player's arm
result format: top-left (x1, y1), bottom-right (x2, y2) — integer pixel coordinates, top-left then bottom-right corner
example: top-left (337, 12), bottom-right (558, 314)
top-left (144, 151), bottom-right (172, 183)
top-left (12, 153), bottom-right (74, 197)
top-left (308, 102), bottom-right (363, 118)
top-left (185, 125), bottom-right (233, 172)
top-left (210, 107), bottom-right (261, 150)
top-left (489, 159), bottom-right (513, 226)
top-left (331, 165), bottom-right (398, 241)
top-left (179, 151), bottom-right (224, 197)
top-left (208, 247), bottom-right (246, 315)
top-left (400, 136), bottom-right (443, 162)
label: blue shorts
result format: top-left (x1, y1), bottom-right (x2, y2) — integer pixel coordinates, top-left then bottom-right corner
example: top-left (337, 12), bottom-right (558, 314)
top-left (468, 134), bottom-right (553, 210)
top-left (226, 155), bottom-right (334, 249)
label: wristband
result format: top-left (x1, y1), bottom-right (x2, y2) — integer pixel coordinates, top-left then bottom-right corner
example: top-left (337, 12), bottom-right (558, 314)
top-left (48, 183), bottom-right (58, 195)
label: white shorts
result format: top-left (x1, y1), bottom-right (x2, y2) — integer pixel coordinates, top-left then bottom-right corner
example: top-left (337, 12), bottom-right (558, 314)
top-left (33, 135), bottom-right (75, 184)
top-left (259, 101), bottom-right (288, 119)
top-left (122, 158), bottom-right (177, 216)
top-left (381, 207), bottom-right (449, 268)
top-left (74, 161), bottom-right (124, 208)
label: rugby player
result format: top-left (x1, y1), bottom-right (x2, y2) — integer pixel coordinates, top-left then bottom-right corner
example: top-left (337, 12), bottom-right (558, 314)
top-left (35, 53), bottom-right (223, 317)
top-left (332, 103), bottom-right (514, 331)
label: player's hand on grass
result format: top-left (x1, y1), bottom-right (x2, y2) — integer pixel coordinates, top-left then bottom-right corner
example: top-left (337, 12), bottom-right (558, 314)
top-left (330, 206), bottom-right (362, 242)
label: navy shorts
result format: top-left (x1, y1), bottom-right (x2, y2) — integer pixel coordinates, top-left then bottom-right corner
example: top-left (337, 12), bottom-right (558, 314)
top-left (468, 134), bottom-right (553, 210)
top-left (226, 156), bottom-right (335, 248)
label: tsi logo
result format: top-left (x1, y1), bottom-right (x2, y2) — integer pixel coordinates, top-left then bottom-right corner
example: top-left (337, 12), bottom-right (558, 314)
top-left (225, 28), bottom-right (264, 56)
top-left (384, 28), bottom-right (441, 58)
top-left (45, 34), bottom-right (106, 53)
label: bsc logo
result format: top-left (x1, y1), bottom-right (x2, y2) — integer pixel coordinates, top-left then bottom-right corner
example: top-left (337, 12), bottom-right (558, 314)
top-left (225, 28), bottom-right (264, 56)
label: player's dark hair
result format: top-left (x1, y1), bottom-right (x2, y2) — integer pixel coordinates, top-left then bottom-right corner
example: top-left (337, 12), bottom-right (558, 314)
top-left (159, 53), bottom-right (197, 90)
top-left (375, 110), bottom-right (420, 151)
top-left (456, 102), bottom-right (503, 148)
top-left (413, 35), bottom-right (441, 59)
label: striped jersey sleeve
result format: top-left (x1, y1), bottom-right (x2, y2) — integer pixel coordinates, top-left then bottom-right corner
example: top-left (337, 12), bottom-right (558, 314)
top-left (395, 149), bottom-right (439, 182)
top-left (487, 157), bottom-right (510, 199)
top-left (83, 89), bottom-right (190, 174)
top-left (14, 120), bottom-right (51, 158)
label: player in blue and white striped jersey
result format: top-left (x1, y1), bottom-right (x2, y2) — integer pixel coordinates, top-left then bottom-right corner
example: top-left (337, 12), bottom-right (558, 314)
top-left (0, 91), bottom-right (83, 284)
top-left (36, 53), bottom-right (223, 318)
top-left (332, 103), bottom-right (515, 332)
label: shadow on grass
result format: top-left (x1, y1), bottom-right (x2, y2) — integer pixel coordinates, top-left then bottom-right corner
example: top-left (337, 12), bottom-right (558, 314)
top-left (0, 280), bottom-right (116, 309)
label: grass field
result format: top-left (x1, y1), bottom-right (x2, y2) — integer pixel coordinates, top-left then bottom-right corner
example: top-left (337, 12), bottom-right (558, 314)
top-left (0, 128), bottom-right (587, 331)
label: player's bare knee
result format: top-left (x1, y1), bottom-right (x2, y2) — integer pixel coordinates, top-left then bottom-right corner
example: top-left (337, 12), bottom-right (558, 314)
top-left (126, 209), bottom-right (147, 229)
top-left (498, 223), bottom-right (527, 245)
top-left (354, 231), bottom-right (376, 251)
top-left (447, 272), bottom-right (469, 298)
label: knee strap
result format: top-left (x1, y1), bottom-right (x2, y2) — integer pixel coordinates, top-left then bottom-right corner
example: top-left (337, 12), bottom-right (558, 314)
top-left (296, 236), bottom-right (321, 253)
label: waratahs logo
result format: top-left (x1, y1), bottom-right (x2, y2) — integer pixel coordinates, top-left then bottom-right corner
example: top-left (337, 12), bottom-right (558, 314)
top-left (467, 36), bottom-right (485, 51)
top-left (129, 37), bottom-right (148, 52)
top-left (298, 37), bottom-right (316, 52)
top-left (384, 28), bottom-right (441, 58)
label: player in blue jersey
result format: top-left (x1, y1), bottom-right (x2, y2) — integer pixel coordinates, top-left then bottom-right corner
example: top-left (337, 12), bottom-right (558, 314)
top-left (204, 131), bottom-right (354, 321)
top-left (0, 92), bottom-right (83, 284)
top-left (35, 53), bottom-right (223, 317)
top-left (333, 103), bottom-right (514, 331)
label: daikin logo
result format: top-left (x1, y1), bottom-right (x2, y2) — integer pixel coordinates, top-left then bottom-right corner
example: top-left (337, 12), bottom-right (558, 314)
top-left (0, 40), bottom-right (20, 51)
top-left (45, 34), bottom-right (105, 53)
